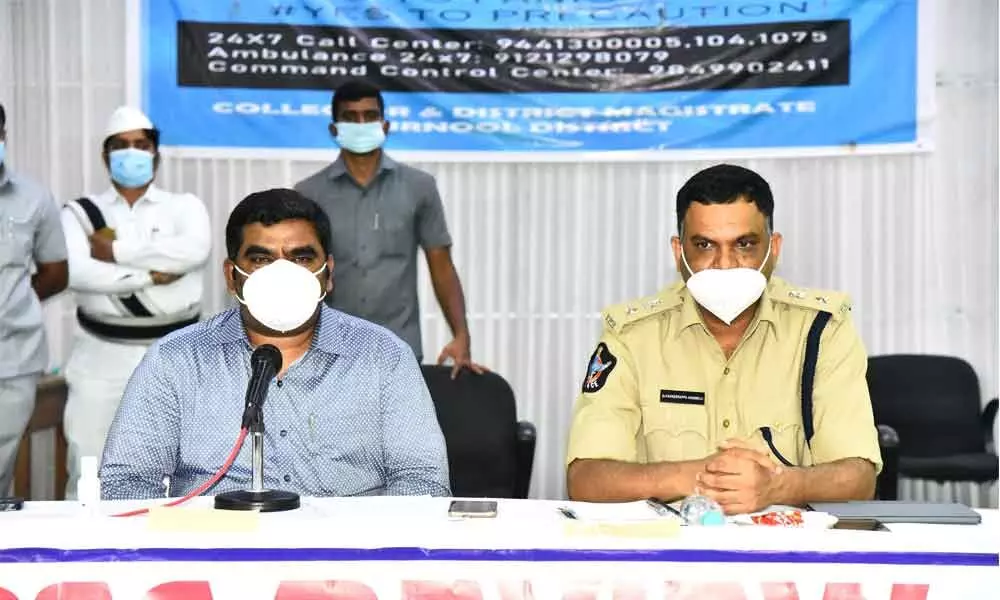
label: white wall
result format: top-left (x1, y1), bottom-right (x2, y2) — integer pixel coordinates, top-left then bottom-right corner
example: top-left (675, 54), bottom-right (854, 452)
top-left (1, 0), bottom-right (996, 500)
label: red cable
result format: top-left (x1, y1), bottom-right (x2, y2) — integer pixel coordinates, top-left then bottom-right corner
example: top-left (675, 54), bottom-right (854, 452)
top-left (112, 428), bottom-right (249, 517)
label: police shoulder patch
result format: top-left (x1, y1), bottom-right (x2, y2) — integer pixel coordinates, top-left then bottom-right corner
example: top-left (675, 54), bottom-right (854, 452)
top-left (770, 278), bottom-right (851, 322)
top-left (602, 287), bottom-right (682, 335)
top-left (776, 287), bottom-right (852, 322)
top-left (581, 342), bottom-right (617, 393)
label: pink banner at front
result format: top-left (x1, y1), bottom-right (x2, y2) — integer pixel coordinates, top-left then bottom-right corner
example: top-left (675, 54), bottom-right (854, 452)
top-left (0, 577), bottom-right (942, 600)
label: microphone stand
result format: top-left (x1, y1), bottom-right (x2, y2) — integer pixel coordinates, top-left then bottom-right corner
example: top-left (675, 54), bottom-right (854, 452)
top-left (249, 407), bottom-right (265, 494)
top-left (215, 386), bottom-right (301, 513)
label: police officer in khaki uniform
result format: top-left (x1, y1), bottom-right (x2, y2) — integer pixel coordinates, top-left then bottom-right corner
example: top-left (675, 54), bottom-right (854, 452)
top-left (566, 164), bottom-right (881, 515)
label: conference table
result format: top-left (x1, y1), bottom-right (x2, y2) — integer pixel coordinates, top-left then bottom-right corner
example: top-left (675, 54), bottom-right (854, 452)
top-left (1, 496), bottom-right (997, 600)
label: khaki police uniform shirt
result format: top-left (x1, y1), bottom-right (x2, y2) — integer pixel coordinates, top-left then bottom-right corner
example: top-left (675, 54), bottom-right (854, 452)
top-left (566, 276), bottom-right (882, 473)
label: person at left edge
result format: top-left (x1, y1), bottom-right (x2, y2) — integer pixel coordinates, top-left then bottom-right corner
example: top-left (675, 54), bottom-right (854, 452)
top-left (0, 102), bottom-right (69, 496)
top-left (60, 106), bottom-right (211, 499)
top-left (99, 188), bottom-right (451, 500)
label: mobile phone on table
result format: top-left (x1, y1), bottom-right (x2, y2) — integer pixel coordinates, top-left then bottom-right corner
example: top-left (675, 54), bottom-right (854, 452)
top-left (448, 499), bottom-right (498, 518)
top-left (0, 497), bottom-right (24, 512)
top-left (833, 518), bottom-right (888, 531)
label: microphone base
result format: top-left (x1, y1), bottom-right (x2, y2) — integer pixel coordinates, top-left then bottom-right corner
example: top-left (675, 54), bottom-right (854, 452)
top-left (214, 489), bottom-right (300, 512)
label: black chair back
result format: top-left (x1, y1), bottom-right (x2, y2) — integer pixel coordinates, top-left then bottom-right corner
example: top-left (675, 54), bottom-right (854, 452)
top-left (421, 366), bottom-right (535, 498)
top-left (875, 424), bottom-right (900, 500)
top-left (983, 398), bottom-right (998, 451)
top-left (867, 354), bottom-right (985, 458)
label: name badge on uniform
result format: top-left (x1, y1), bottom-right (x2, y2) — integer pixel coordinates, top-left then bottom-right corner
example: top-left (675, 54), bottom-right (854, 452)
top-left (660, 390), bottom-right (705, 405)
top-left (581, 343), bottom-right (617, 393)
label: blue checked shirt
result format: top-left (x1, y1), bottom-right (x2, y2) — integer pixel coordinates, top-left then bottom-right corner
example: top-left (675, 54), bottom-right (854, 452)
top-left (100, 305), bottom-right (451, 500)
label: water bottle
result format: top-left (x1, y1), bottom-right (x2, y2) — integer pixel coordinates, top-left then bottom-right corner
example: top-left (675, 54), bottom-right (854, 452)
top-left (77, 456), bottom-right (101, 516)
top-left (679, 495), bottom-right (726, 526)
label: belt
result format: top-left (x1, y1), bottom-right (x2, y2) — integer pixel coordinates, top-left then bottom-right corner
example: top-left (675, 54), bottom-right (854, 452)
top-left (76, 309), bottom-right (200, 342)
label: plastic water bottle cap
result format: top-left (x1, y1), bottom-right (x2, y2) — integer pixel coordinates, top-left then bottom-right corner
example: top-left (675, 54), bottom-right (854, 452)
top-left (81, 456), bottom-right (98, 477)
top-left (679, 494), bottom-right (723, 526)
top-left (701, 510), bottom-right (726, 526)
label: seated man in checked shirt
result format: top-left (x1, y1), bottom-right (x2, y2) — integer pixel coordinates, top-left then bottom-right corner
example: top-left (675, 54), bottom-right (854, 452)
top-left (99, 188), bottom-right (451, 499)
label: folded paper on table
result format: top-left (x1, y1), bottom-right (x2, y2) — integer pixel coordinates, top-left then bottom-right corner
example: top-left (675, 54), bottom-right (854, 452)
top-left (559, 500), bottom-right (682, 523)
top-left (147, 507), bottom-right (260, 533)
top-left (563, 520), bottom-right (682, 538)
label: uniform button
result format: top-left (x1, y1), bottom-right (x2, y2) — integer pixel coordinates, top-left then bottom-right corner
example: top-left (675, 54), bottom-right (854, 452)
top-left (361, 244), bottom-right (367, 251)
top-left (279, 429), bottom-right (288, 437)
top-left (723, 367), bottom-right (730, 375)
top-left (361, 296), bottom-right (367, 303)
top-left (351, 259), bottom-right (359, 266)
top-left (723, 419), bottom-right (731, 428)
top-left (283, 474), bottom-right (292, 483)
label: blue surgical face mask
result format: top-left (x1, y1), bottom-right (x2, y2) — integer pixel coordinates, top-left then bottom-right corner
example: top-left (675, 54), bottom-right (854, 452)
top-left (334, 122), bottom-right (386, 154)
top-left (109, 148), bottom-right (155, 188)
top-left (0, 141), bottom-right (6, 167)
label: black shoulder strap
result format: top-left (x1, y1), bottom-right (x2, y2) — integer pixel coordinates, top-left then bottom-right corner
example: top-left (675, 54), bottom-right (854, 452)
top-left (73, 197), bottom-right (109, 231)
top-left (71, 196), bottom-right (154, 318)
top-left (801, 310), bottom-right (833, 448)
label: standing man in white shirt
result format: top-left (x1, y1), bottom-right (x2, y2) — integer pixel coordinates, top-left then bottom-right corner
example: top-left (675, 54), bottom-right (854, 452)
top-left (60, 106), bottom-right (211, 498)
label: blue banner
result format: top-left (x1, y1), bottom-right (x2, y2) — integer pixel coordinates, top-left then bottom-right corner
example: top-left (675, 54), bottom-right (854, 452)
top-left (138, 0), bottom-right (922, 156)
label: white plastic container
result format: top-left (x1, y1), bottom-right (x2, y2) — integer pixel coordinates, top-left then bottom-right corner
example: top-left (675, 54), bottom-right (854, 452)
top-left (77, 456), bottom-right (100, 513)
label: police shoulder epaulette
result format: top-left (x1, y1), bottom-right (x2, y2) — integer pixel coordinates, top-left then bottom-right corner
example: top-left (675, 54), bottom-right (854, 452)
top-left (602, 287), bottom-right (682, 334)
top-left (773, 283), bottom-right (853, 321)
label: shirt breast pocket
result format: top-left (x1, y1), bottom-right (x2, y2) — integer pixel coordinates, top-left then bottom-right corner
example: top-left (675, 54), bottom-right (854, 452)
top-left (756, 423), bottom-right (807, 467)
top-left (0, 215), bottom-right (34, 267)
top-left (307, 410), bottom-right (386, 495)
top-left (641, 403), bottom-right (708, 463)
top-left (147, 216), bottom-right (176, 239)
top-left (377, 211), bottom-right (415, 258)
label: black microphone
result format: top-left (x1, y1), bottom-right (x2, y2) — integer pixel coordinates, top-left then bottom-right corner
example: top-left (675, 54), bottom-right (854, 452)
top-left (240, 344), bottom-right (282, 430)
top-left (215, 343), bottom-right (299, 512)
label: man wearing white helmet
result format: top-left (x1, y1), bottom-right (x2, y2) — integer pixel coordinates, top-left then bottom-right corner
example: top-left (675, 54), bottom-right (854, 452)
top-left (60, 106), bottom-right (211, 498)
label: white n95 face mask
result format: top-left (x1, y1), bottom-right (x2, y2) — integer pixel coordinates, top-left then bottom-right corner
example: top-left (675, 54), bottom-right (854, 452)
top-left (234, 259), bottom-right (327, 333)
top-left (681, 240), bottom-right (771, 326)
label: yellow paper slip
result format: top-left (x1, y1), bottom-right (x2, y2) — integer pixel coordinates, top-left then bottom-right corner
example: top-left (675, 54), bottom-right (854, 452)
top-left (564, 519), bottom-right (681, 538)
top-left (147, 506), bottom-right (261, 533)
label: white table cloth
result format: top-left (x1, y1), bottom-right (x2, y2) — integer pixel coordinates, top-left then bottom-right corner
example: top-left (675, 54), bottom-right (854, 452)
top-left (1, 497), bottom-right (997, 600)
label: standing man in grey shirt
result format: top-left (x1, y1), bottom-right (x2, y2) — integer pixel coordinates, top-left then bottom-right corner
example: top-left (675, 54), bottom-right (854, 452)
top-left (295, 81), bottom-right (483, 378)
top-left (0, 102), bottom-right (69, 494)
